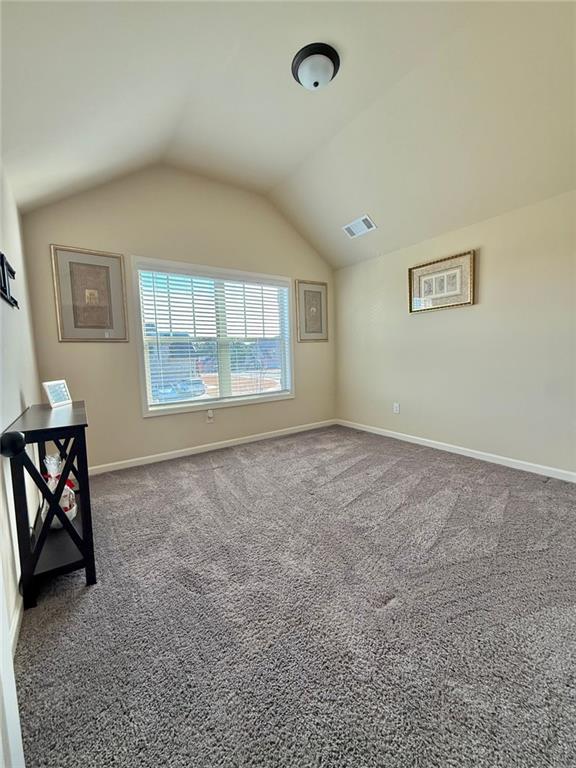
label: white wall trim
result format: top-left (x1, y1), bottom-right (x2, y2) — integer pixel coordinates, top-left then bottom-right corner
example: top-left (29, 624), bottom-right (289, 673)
top-left (9, 599), bottom-right (22, 657)
top-left (90, 420), bottom-right (337, 475)
top-left (336, 420), bottom-right (576, 483)
top-left (89, 416), bottom-right (575, 482)
top-left (0, 567), bottom-right (25, 767)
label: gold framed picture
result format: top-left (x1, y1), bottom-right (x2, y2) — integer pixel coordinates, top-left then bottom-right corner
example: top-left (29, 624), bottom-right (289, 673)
top-left (296, 280), bottom-right (328, 342)
top-left (409, 250), bottom-right (475, 313)
top-left (51, 245), bottom-right (128, 341)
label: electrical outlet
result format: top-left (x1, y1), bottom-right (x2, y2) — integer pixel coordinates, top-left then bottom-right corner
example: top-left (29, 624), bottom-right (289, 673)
top-left (206, 409), bottom-right (214, 423)
top-left (392, 402), bottom-right (400, 415)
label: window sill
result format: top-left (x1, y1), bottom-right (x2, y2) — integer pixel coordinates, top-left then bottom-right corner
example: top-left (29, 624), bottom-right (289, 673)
top-left (142, 391), bottom-right (295, 418)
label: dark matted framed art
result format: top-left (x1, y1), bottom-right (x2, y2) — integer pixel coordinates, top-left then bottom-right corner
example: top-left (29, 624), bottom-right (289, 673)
top-left (51, 244), bottom-right (128, 341)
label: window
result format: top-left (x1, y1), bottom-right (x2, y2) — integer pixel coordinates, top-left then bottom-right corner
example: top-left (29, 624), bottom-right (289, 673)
top-left (136, 261), bottom-right (293, 415)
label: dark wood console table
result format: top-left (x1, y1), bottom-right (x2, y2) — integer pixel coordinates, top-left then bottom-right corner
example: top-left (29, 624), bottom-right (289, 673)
top-left (1, 401), bottom-right (96, 608)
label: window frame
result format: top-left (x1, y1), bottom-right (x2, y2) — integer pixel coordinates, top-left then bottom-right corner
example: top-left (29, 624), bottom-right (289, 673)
top-left (133, 256), bottom-right (295, 418)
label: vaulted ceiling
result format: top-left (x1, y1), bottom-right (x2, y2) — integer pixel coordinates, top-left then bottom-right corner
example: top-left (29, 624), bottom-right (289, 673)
top-left (2, 2), bottom-right (574, 267)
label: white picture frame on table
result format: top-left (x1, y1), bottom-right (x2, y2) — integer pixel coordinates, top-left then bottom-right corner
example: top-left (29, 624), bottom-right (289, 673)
top-left (42, 380), bottom-right (72, 408)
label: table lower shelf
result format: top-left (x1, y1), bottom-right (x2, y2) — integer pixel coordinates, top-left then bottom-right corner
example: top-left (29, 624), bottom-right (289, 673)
top-left (32, 504), bottom-right (87, 579)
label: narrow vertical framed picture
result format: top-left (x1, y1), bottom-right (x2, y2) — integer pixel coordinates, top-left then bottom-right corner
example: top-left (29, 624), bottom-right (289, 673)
top-left (296, 280), bottom-right (328, 342)
top-left (51, 244), bottom-right (128, 341)
top-left (408, 250), bottom-right (475, 313)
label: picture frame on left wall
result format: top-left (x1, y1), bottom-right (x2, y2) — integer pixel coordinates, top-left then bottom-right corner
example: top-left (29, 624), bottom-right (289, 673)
top-left (51, 244), bottom-right (128, 341)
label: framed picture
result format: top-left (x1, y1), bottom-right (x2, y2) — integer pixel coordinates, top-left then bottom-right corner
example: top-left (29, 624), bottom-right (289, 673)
top-left (409, 250), bottom-right (475, 313)
top-left (296, 280), bottom-right (328, 342)
top-left (42, 379), bottom-right (72, 408)
top-left (51, 245), bottom-right (128, 341)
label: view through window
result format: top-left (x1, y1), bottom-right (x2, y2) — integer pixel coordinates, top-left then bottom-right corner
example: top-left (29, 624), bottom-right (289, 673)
top-left (138, 268), bottom-right (292, 411)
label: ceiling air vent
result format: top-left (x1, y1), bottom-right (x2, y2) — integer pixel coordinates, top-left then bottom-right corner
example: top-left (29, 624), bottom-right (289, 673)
top-left (342, 215), bottom-right (377, 239)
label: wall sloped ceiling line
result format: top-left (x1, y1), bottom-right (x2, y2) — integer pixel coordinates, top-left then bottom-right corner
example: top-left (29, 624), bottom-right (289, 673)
top-left (2, 3), bottom-right (574, 269)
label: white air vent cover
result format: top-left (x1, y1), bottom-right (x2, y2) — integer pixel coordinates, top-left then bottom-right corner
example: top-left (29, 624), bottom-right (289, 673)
top-left (342, 215), bottom-right (377, 239)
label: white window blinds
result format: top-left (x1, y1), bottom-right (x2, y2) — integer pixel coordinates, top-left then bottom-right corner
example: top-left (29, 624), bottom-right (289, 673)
top-left (137, 267), bottom-right (292, 411)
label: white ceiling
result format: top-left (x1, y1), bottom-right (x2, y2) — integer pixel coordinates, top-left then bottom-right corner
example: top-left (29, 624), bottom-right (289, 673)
top-left (273, 2), bottom-right (576, 265)
top-left (2, 2), bottom-right (574, 267)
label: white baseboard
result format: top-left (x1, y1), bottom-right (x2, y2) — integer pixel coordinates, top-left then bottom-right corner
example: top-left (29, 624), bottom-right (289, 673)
top-left (336, 420), bottom-right (576, 484)
top-left (9, 599), bottom-right (22, 657)
top-left (90, 419), bottom-right (337, 475)
top-left (88, 416), bottom-right (575, 484)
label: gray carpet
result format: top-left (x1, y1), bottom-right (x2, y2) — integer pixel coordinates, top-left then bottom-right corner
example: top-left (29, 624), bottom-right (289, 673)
top-left (14, 426), bottom-right (576, 767)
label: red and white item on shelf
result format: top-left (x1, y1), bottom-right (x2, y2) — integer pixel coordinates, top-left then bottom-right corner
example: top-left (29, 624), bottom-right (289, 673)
top-left (42, 454), bottom-right (77, 529)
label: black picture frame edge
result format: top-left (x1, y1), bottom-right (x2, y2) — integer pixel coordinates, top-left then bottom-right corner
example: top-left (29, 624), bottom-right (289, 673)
top-left (0, 251), bottom-right (20, 309)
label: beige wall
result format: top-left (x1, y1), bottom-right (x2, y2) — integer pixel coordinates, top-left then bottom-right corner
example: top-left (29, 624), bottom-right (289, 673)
top-left (0, 168), bottom-right (41, 635)
top-left (22, 165), bottom-right (335, 468)
top-left (336, 192), bottom-right (576, 473)
top-left (15, 166), bottom-right (576, 478)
